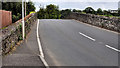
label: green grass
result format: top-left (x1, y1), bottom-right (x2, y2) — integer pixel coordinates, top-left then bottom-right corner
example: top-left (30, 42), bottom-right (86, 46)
top-left (99, 15), bottom-right (120, 18)
top-left (1, 27), bottom-right (7, 29)
top-left (81, 12), bottom-right (86, 14)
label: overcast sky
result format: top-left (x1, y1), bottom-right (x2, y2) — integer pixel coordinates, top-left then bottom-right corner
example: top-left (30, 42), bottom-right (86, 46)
top-left (30, 0), bottom-right (120, 11)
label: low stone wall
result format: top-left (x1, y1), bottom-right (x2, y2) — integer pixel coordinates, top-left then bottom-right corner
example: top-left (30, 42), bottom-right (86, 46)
top-left (1, 13), bottom-right (37, 55)
top-left (66, 12), bottom-right (120, 33)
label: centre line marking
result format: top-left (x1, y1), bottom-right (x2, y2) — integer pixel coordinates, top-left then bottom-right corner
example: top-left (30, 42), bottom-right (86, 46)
top-left (105, 45), bottom-right (120, 52)
top-left (79, 32), bottom-right (96, 41)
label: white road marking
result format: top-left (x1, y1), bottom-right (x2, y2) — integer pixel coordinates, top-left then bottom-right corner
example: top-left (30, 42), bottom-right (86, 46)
top-left (79, 32), bottom-right (96, 41)
top-left (79, 32), bottom-right (120, 53)
top-left (105, 45), bottom-right (120, 52)
top-left (38, 55), bottom-right (49, 68)
top-left (37, 19), bottom-right (49, 68)
top-left (37, 19), bottom-right (44, 58)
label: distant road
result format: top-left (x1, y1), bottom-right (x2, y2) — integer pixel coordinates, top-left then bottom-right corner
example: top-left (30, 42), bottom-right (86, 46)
top-left (38, 19), bottom-right (119, 66)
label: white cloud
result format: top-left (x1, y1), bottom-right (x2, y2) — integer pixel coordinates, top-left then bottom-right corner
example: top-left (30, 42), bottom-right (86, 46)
top-left (2, 0), bottom-right (119, 2)
top-left (34, 2), bottom-right (118, 12)
top-left (31, 0), bottom-right (120, 2)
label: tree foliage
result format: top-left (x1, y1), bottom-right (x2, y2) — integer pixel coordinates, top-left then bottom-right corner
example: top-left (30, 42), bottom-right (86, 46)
top-left (72, 9), bottom-right (81, 12)
top-left (2, 1), bottom-right (35, 23)
top-left (118, 8), bottom-right (120, 16)
top-left (37, 4), bottom-right (119, 19)
top-left (97, 8), bottom-right (103, 15)
top-left (37, 8), bottom-right (45, 19)
top-left (60, 9), bottom-right (71, 19)
top-left (46, 4), bottom-right (60, 19)
top-left (37, 4), bottom-right (61, 19)
top-left (26, 1), bottom-right (36, 15)
top-left (83, 7), bottom-right (95, 14)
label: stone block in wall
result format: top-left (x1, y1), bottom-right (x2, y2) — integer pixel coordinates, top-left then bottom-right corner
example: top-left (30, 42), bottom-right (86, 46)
top-left (1, 13), bottom-right (37, 55)
top-left (67, 12), bottom-right (119, 33)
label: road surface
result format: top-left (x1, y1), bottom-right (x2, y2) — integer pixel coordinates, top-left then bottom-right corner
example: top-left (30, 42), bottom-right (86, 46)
top-left (38, 19), bottom-right (119, 66)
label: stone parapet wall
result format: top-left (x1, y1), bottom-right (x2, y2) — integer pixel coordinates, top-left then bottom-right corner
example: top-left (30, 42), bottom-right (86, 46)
top-left (66, 12), bottom-right (120, 33)
top-left (1, 13), bottom-right (37, 55)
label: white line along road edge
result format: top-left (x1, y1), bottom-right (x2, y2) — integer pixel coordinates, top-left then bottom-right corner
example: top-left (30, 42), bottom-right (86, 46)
top-left (105, 45), bottom-right (120, 52)
top-left (37, 19), bottom-right (44, 58)
top-left (37, 19), bottom-right (49, 68)
top-left (79, 32), bottom-right (96, 41)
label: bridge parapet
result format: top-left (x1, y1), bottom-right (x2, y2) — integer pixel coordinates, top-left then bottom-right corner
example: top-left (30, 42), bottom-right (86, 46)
top-left (67, 12), bottom-right (120, 33)
top-left (0, 13), bottom-right (37, 55)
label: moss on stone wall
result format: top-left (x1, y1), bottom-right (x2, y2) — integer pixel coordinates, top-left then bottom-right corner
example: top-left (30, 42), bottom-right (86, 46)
top-left (1, 13), bottom-right (37, 55)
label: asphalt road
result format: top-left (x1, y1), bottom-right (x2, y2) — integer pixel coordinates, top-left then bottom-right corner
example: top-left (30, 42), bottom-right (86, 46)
top-left (38, 19), bottom-right (119, 66)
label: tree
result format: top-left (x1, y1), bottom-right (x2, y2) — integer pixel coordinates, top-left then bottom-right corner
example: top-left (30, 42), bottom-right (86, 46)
top-left (45, 4), bottom-right (60, 19)
top-left (37, 4), bottom-right (60, 19)
top-left (26, 1), bottom-right (36, 15)
top-left (2, 1), bottom-right (36, 23)
top-left (77, 10), bottom-right (81, 12)
top-left (83, 7), bottom-right (95, 14)
top-left (2, 2), bottom-right (22, 22)
top-left (103, 10), bottom-right (112, 16)
top-left (103, 10), bottom-right (108, 15)
top-left (118, 10), bottom-right (120, 16)
top-left (97, 8), bottom-right (103, 15)
top-left (73, 9), bottom-right (77, 12)
top-left (37, 8), bottom-right (45, 19)
top-left (60, 9), bottom-right (71, 19)
top-left (2, 2), bottom-right (22, 15)
top-left (73, 9), bottom-right (81, 12)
